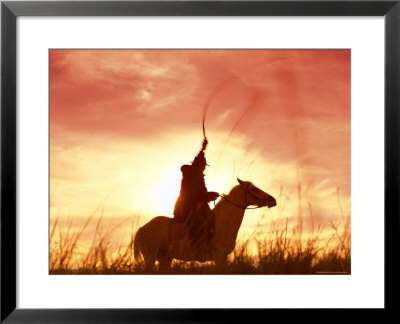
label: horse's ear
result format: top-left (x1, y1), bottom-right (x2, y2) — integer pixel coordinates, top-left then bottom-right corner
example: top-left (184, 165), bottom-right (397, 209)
top-left (237, 178), bottom-right (245, 186)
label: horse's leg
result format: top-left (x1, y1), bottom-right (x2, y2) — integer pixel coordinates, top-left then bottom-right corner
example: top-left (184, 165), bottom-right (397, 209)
top-left (144, 231), bottom-right (167, 272)
top-left (143, 252), bottom-right (157, 272)
top-left (158, 257), bottom-right (172, 272)
top-left (215, 253), bottom-right (227, 269)
top-left (157, 248), bottom-right (172, 273)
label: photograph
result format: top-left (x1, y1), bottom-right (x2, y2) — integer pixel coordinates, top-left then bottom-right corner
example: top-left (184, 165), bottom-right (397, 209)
top-left (49, 49), bottom-right (351, 275)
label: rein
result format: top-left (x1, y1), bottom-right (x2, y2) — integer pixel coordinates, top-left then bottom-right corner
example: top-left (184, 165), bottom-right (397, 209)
top-left (218, 184), bottom-right (264, 210)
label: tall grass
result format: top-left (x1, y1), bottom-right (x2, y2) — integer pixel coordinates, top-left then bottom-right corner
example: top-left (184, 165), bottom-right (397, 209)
top-left (50, 205), bottom-right (350, 275)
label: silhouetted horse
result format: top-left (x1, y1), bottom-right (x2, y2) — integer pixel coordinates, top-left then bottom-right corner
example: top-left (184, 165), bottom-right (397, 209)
top-left (134, 179), bottom-right (277, 269)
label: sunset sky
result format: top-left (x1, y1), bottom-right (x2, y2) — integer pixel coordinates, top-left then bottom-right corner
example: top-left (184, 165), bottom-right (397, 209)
top-left (50, 49), bottom-right (350, 239)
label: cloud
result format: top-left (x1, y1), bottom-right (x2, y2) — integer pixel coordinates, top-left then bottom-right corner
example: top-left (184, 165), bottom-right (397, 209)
top-left (50, 49), bottom-right (351, 230)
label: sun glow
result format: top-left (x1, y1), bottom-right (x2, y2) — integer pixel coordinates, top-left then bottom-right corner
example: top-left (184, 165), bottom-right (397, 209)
top-left (149, 169), bottom-right (182, 216)
top-left (147, 164), bottom-right (237, 217)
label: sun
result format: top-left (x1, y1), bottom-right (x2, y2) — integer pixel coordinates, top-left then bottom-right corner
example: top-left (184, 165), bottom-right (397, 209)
top-left (149, 169), bottom-right (182, 216)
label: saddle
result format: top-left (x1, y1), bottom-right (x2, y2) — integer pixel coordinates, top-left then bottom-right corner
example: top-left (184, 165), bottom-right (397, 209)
top-left (168, 205), bottom-right (215, 254)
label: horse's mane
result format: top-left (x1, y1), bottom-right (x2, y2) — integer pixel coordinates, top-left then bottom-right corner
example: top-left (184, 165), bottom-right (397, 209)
top-left (212, 197), bottom-right (225, 212)
top-left (211, 182), bottom-right (252, 212)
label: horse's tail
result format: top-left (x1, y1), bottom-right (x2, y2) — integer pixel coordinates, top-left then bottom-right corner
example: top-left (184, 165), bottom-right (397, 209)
top-left (133, 227), bottom-right (144, 262)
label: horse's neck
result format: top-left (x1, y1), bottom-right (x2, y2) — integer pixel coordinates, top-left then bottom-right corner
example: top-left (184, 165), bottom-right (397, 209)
top-left (213, 188), bottom-right (246, 248)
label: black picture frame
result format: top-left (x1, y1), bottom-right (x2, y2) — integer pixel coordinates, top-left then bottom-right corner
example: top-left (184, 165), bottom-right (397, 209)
top-left (1, 0), bottom-right (399, 322)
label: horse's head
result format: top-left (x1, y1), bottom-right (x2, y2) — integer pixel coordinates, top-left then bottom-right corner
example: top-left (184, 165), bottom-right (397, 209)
top-left (237, 178), bottom-right (277, 208)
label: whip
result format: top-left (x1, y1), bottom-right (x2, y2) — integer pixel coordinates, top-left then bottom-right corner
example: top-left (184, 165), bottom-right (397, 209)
top-left (201, 76), bottom-right (237, 149)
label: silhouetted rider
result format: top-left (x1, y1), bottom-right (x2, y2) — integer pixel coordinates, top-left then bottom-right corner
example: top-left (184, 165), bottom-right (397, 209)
top-left (173, 138), bottom-right (219, 246)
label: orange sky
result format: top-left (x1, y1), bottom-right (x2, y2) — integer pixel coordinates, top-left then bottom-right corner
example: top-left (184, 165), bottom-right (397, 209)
top-left (50, 49), bottom-right (350, 235)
